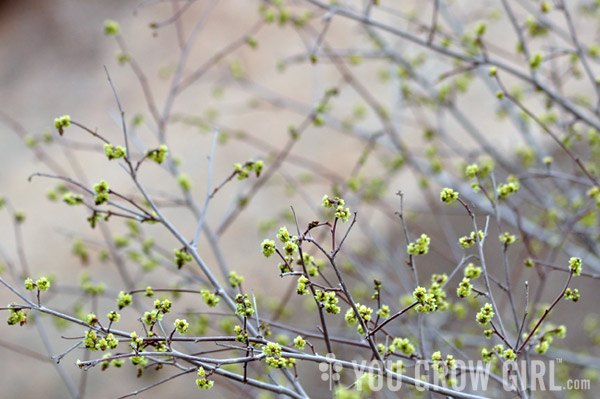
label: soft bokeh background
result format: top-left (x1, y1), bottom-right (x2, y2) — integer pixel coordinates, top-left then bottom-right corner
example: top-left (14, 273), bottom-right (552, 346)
top-left (1, 0), bottom-right (598, 398)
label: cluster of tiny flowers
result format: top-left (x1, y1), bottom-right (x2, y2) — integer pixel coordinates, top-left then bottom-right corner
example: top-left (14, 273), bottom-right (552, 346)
top-left (587, 186), bottom-right (600, 208)
top-left (54, 115), bottom-right (71, 134)
top-left (148, 145), bottom-right (168, 164)
top-left (142, 309), bottom-right (163, 326)
top-left (104, 144), bottom-right (125, 160)
top-left (457, 277), bottom-right (473, 298)
top-left (24, 276), bottom-right (51, 292)
top-left (6, 303), bottom-right (27, 326)
top-left (83, 330), bottom-right (119, 352)
top-left (345, 303), bottom-right (373, 333)
top-left (293, 336), bottom-right (306, 350)
top-left (440, 188), bottom-right (459, 204)
top-left (377, 304), bottom-right (390, 318)
top-left (117, 291), bottom-right (132, 309)
top-left (458, 230), bottom-right (484, 248)
top-left (174, 248), bottom-right (193, 269)
top-left (431, 351), bottom-right (457, 374)
top-left (499, 232), bottom-right (517, 245)
top-left (534, 326), bottom-right (567, 354)
top-left (569, 257), bottom-right (582, 276)
top-left (104, 20), bottom-right (120, 36)
top-left (476, 303), bottom-right (495, 325)
top-left (497, 176), bottom-right (520, 199)
top-left (407, 233), bottom-right (431, 255)
top-left (322, 195), bottom-right (351, 222)
top-left (154, 299), bottom-right (172, 314)
top-left (196, 367), bottom-right (214, 390)
top-left (465, 164), bottom-right (479, 178)
top-left (93, 180), bottom-right (110, 206)
top-left (429, 274), bottom-right (449, 311)
top-left (234, 325), bottom-right (248, 344)
top-left (228, 271), bottom-right (244, 288)
top-left (263, 342), bottom-right (295, 368)
top-left (63, 192), bottom-right (83, 206)
top-left (177, 174), bottom-right (192, 192)
top-left (413, 286), bottom-right (437, 313)
top-left (389, 337), bottom-right (415, 355)
top-left (297, 275), bottom-right (310, 295)
top-left (145, 286), bottom-right (154, 297)
top-left (235, 294), bottom-right (254, 317)
top-left (390, 360), bottom-right (406, 374)
top-left (130, 331), bottom-right (144, 350)
top-left (564, 288), bottom-right (580, 302)
top-left (234, 160), bottom-right (264, 180)
top-left (201, 290), bottom-right (220, 307)
top-left (100, 353), bottom-right (124, 370)
top-left (174, 319), bottom-right (189, 334)
top-left (261, 239), bottom-right (276, 258)
top-left (314, 290), bottom-right (341, 314)
top-left (107, 311), bottom-right (120, 323)
top-left (464, 263), bottom-right (482, 279)
top-left (86, 313), bottom-right (99, 325)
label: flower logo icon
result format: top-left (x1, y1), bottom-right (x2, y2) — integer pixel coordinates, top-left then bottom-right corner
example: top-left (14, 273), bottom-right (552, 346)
top-left (318, 353), bottom-right (342, 390)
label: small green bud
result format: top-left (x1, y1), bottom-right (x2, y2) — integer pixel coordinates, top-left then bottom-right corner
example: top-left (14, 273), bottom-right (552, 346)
top-left (104, 20), bottom-right (120, 36)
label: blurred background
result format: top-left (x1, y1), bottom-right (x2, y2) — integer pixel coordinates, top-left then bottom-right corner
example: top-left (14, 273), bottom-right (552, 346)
top-left (1, 0), bottom-right (599, 398)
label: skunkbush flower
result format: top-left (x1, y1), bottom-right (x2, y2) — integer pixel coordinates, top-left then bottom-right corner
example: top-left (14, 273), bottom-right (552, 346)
top-left (104, 144), bottom-right (125, 160)
top-left (177, 174), bottom-right (192, 192)
top-left (228, 271), bottom-right (244, 288)
top-left (458, 230), bottom-right (484, 248)
top-left (54, 115), bottom-right (71, 135)
top-left (104, 20), bottom-right (120, 36)
top-left (234, 294), bottom-right (254, 317)
top-left (464, 263), bottom-right (482, 279)
top-left (174, 248), bottom-right (193, 268)
top-left (497, 176), bottom-right (520, 199)
top-left (261, 239), bottom-right (276, 258)
top-left (107, 311), bottom-right (120, 323)
top-left (407, 233), bottom-right (430, 255)
top-left (390, 337), bottom-right (415, 355)
top-left (116, 291), bottom-right (132, 309)
top-left (569, 257), bottom-right (582, 276)
top-left (93, 180), bottom-right (110, 205)
top-left (293, 335), bottom-right (306, 350)
top-left (457, 277), bottom-right (472, 298)
top-left (440, 187), bottom-right (459, 204)
top-left (6, 304), bottom-right (27, 326)
top-left (201, 290), bottom-right (220, 307)
top-left (174, 319), bottom-right (189, 334)
top-left (499, 232), bottom-right (517, 245)
top-left (148, 145), bottom-right (168, 164)
top-left (196, 367), bottom-right (214, 390)
top-left (476, 303), bottom-right (494, 325)
top-left (564, 288), bottom-right (580, 302)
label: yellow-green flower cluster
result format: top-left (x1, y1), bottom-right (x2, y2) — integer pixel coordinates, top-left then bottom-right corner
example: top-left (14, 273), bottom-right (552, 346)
top-left (497, 176), bottom-right (520, 199)
top-left (24, 276), bottom-right (51, 292)
top-left (457, 277), bottom-right (473, 298)
top-left (177, 174), bottom-right (192, 192)
top-left (148, 145), bottom-right (168, 164)
top-left (196, 367), bottom-right (214, 390)
top-left (234, 325), bottom-right (248, 343)
top-left (345, 303), bottom-right (373, 326)
top-left (86, 313), bottom-right (99, 326)
top-left (377, 304), bottom-right (390, 318)
top-left (63, 192), bottom-right (83, 206)
top-left (234, 160), bottom-right (263, 180)
top-left (407, 233), bottom-right (431, 256)
top-left (261, 239), bottom-right (276, 258)
top-left (117, 291), bottom-right (132, 309)
top-left (432, 351), bottom-right (457, 374)
top-left (314, 290), bottom-right (341, 314)
top-left (54, 115), bottom-right (71, 134)
top-left (476, 303), bottom-right (494, 325)
top-left (459, 230), bottom-right (484, 248)
top-left (104, 144), bottom-right (125, 160)
top-left (263, 341), bottom-right (295, 368)
top-left (142, 309), bottom-right (163, 326)
top-left (107, 311), bottom-right (120, 323)
top-left (234, 294), bottom-right (254, 317)
top-left (499, 232), bottom-right (516, 245)
top-left (297, 275), bottom-right (310, 295)
top-left (174, 319), bottom-right (189, 334)
top-left (154, 298), bottom-right (172, 313)
top-left (464, 263), bottom-right (482, 279)
top-left (6, 304), bottom-right (27, 326)
top-left (413, 286), bottom-right (437, 313)
top-left (93, 180), bottom-right (110, 206)
top-left (564, 288), bottom-right (580, 302)
top-left (390, 337), bottom-right (415, 355)
top-left (104, 20), bottom-right (120, 36)
top-left (587, 186), bottom-right (600, 208)
top-left (201, 290), bottom-right (220, 307)
top-left (440, 188), bottom-right (459, 204)
top-left (465, 164), bottom-right (479, 178)
top-left (174, 248), bottom-right (193, 269)
top-left (228, 271), bottom-right (244, 288)
top-left (322, 195), bottom-right (351, 222)
top-left (569, 257), bottom-right (582, 276)
top-left (293, 335), bottom-right (306, 350)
